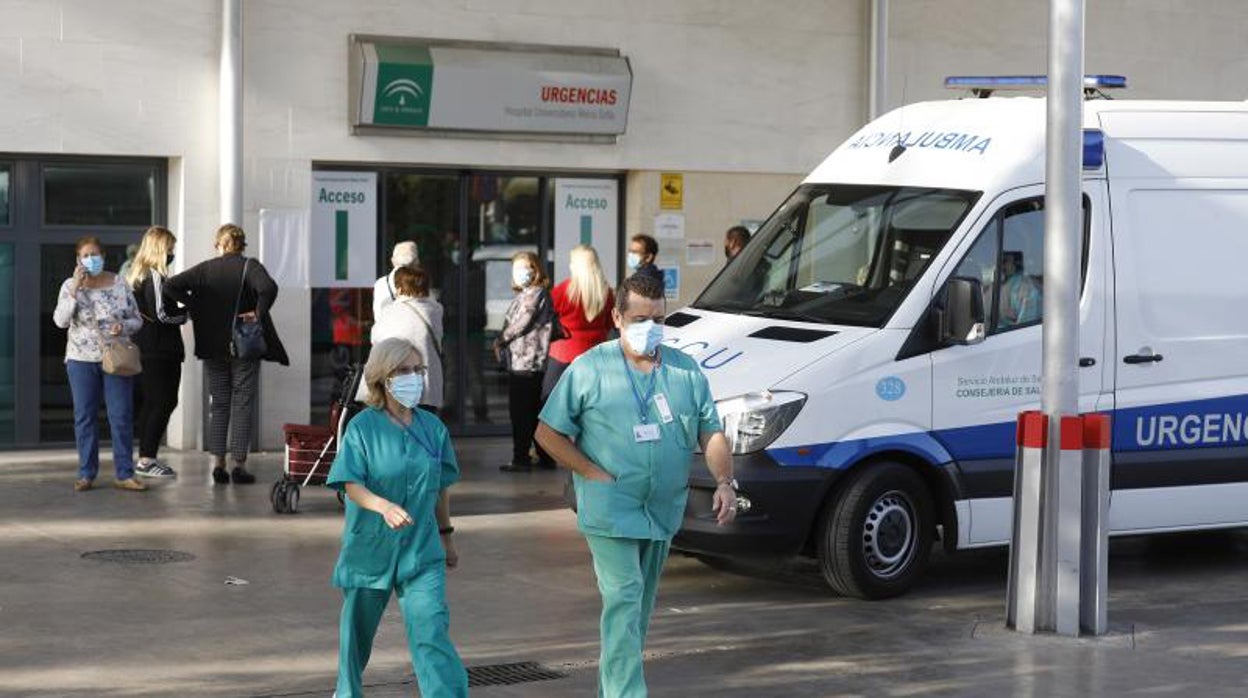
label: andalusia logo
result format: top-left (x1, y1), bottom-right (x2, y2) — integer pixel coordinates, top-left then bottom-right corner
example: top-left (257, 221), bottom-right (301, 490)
top-left (383, 78), bottom-right (424, 107)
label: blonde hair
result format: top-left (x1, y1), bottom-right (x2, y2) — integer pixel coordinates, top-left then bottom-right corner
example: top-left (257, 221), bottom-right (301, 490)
top-left (568, 244), bottom-right (610, 321)
top-left (510, 251), bottom-right (549, 291)
top-left (127, 226), bottom-right (177, 288)
top-left (362, 337), bottom-right (424, 409)
top-left (216, 224), bottom-right (246, 254)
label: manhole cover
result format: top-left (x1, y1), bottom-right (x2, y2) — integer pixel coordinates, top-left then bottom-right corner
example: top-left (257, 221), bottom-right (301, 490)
top-left (81, 549), bottom-right (196, 565)
top-left (467, 661), bottom-right (567, 687)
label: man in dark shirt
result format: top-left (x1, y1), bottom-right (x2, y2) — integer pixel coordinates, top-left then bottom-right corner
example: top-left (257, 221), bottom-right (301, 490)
top-left (627, 234), bottom-right (663, 286)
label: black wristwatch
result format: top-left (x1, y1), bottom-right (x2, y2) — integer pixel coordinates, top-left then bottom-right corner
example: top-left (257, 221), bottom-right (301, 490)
top-left (439, 526), bottom-right (455, 535)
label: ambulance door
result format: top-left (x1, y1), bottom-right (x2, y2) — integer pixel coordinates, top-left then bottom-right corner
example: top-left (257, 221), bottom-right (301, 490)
top-left (1109, 183), bottom-right (1248, 531)
top-left (930, 185), bottom-right (1107, 546)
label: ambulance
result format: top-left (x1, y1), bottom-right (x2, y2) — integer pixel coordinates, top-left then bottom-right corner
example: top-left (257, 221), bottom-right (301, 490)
top-left (669, 76), bottom-right (1248, 598)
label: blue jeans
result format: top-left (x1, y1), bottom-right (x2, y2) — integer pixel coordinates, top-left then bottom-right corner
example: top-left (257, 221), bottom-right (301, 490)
top-left (66, 359), bottom-right (135, 481)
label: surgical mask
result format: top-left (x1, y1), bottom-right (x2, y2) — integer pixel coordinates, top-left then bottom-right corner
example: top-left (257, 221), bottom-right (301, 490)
top-left (450, 249), bottom-right (461, 265)
top-left (513, 267), bottom-right (533, 287)
top-left (386, 373), bottom-right (425, 409)
top-left (82, 255), bottom-right (104, 276)
top-left (626, 252), bottom-right (642, 271)
top-left (624, 319), bottom-right (663, 356)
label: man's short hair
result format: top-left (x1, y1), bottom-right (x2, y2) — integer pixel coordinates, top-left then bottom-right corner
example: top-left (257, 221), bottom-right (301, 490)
top-left (631, 234), bottom-right (658, 257)
top-left (725, 225), bottom-right (751, 248)
top-left (617, 273), bottom-right (665, 314)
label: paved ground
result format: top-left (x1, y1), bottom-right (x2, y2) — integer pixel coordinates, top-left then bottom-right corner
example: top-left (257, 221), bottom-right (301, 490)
top-left (3, 441), bottom-right (1248, 697)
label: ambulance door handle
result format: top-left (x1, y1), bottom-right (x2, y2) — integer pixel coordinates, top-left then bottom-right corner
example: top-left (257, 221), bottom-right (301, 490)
top-left (1079, 357), bottom-right (1096, 368)
top-left (1123, 353), bottom-right (1163, 364)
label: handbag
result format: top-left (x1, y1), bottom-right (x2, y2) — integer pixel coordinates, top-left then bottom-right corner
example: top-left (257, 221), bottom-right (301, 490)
top-left (404, 303), bottom-right (444, 362)
top-left (230, 258), bottom-right (269, 361)
top-left (102, 339), bottom-right (142, 376)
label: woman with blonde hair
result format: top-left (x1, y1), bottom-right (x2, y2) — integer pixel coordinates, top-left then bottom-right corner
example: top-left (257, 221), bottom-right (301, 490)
top-left (126, 226), bottom-right (187, 478)
top-left (493, 250), bottom-right (555, 471)
top-left (165, 224), bottom-right (289, 484)
top-left (328, 337), bottom-right (467, 697)
top-left (541, 245), bottom-right (615, 452)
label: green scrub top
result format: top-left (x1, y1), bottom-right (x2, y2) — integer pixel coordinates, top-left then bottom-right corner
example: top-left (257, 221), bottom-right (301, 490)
top-left (327, 407), bottom-right (460, 590)
top-left (539, 341), bottom-right (721, 541)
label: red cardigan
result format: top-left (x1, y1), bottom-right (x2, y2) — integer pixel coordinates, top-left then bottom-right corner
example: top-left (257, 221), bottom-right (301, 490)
top-left (549, 279), bottom-right (615, 364)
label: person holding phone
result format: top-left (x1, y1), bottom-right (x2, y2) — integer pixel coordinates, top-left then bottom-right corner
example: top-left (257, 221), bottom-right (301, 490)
top-left (53, 236), bottom-right (146, 492)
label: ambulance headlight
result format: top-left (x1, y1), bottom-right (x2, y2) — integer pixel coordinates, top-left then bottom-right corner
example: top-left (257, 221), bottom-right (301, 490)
top-left (717, 391), bottom-right (807, 455)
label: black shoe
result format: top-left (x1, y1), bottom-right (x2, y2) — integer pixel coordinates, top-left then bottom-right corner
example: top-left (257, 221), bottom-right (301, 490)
top-left (212, 467), bottom-right (230, 484)
top-left (231, 466), bottom-right (256, 484)
top-left (536, 459), bottom-right (558, 470)
top-left (499, 462), bottom-right (532, 473)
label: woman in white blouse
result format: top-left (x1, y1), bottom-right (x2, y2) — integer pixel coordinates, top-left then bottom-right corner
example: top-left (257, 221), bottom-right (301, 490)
top-left (52, 236), bottom-right (146, 492)
top-left (368, 265), bottom-right (444, 414)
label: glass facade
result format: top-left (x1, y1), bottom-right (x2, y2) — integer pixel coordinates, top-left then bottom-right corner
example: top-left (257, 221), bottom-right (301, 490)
top-left (0, 165), bottom-right (9, 226)
top-left (44, 163), bottom-right (157, 227)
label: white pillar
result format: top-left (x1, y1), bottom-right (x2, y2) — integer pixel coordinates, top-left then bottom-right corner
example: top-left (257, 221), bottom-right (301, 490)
top-left (867, 0), bottom-right (889, 119)
top-left (220, 0), bottom-right (243, 226)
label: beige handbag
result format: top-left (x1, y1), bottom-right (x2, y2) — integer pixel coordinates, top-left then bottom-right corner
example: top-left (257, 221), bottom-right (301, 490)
top-left (102, 339), bottom-right (142, 376)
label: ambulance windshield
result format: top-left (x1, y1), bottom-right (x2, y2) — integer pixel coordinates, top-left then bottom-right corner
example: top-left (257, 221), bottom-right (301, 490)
top-left (694, 184), bottom-right (979, 327)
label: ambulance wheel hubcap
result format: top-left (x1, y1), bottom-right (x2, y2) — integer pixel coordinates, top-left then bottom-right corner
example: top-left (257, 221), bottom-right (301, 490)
top-left (862, 491), bottom-right (916, 579)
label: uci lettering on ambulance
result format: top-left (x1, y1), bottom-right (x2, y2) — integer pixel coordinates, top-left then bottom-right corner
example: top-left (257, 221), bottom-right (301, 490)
top-left (663, 74), bottom-right (1248, 600)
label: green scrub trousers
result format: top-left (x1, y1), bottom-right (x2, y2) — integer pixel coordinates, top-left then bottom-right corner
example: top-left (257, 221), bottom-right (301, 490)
top-left (337, 566), bottom-right (467, 698)
top-left (586, 535), bottom-right (673, 698)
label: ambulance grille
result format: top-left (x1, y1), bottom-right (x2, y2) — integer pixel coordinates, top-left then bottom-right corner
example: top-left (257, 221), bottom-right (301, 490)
top-left (749, 326), bottom-right (835, 342)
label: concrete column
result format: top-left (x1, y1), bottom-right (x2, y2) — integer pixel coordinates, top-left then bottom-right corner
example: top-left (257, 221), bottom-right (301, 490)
top-left (868, 0), bottom-right (889, 119)
top-left (220, 0), bottom-right (243, 226)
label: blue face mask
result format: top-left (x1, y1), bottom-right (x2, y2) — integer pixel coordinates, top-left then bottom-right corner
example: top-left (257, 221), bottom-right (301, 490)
top-left (386, 373), bottom-right (425, 409)
top-left (513, 267), bottom-right (534, 287)
top-left (626, 252), bottom-right (642, 271)
top-left (624, 319), bottom-right (664, 356)
top-left (82, 255), bottom-right (105, 276)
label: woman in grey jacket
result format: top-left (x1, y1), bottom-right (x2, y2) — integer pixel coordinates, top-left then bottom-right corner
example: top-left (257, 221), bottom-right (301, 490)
top-left (494, 251), bottom-right (554, 471)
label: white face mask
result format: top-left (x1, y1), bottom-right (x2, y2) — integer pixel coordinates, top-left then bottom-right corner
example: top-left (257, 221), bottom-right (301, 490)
top-left (513, 266), bottom-right (534, 287)
top-left (624, 319), bottom-right (664, 356)
top-left (626, 252), bottom-right (642, 271)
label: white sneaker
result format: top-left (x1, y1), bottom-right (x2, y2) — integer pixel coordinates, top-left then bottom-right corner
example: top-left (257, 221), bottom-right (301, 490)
top-left (135, 460), bottom-right (177, 478)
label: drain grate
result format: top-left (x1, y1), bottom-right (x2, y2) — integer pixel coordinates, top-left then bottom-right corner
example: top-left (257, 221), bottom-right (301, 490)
top-left (81, 549), bottom-right (196, 565)
top-left (467, 661), bottom-right (567, 687)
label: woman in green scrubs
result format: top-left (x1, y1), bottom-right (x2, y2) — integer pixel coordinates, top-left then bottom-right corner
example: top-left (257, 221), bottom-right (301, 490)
top-left (328, 337), bottom-right (468, 697)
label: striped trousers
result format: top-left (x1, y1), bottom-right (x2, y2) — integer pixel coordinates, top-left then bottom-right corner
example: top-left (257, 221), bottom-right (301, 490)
top-left (205, 358), bottom-right (260, 460)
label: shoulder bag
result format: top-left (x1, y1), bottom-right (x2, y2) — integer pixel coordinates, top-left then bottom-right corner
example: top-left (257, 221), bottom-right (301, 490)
top-left (230, 258), bottom-right (268, 361)
top-left (404, 303), bottom-right (444, 362)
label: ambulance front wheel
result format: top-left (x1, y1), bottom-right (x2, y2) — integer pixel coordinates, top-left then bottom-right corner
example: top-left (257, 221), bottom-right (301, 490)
top-left (817, 462), bottom-right (934, 600)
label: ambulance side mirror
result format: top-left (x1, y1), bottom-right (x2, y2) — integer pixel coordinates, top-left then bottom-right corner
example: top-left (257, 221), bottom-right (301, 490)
top-left (939, 276), bottom-right (986, 346)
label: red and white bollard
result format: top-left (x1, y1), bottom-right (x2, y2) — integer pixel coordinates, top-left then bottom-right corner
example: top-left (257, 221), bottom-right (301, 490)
top-left (1080, 413), bottom-right (1112, 635)
top-left (1007, 411), bottom-right (1048, 633)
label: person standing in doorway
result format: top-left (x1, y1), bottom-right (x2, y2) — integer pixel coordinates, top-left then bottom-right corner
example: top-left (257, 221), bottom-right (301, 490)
top-left (372, 241), bottom-right (420, 321)
top-left (53, 236), bottom-right (147, 492)
top-left (368, 265), bottom-right (444, 415)
top-left (535, 273), bottom-right (737, 697)
top-left (723, 225), bottom-right (751, 262)
top-left (165, 224), bottom-right (289, 484)
top-left (626, 234), bottom-right (663, 286)
top-left (494, 251), bottom-right (554, 472)
top-left (126, 226), bottom-right (186, 479)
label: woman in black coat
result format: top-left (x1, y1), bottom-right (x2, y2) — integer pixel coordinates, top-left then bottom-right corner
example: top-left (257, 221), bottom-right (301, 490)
top-left (126, 226), bottom-right (187, 478)
top-left (165, 224), bottom-right (289, 484)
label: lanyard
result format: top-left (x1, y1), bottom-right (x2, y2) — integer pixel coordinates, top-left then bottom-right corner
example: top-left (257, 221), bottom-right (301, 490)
top-left (620, 345), bottom-right (661, 424)
top-left (386, 410), bottom-right (440, 460)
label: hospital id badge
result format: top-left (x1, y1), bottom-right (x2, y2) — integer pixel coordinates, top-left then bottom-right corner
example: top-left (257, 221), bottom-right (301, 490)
top-left (634, 423), bottom-right (661, 443)
top-left (654, 394), bottom-right (674, 423)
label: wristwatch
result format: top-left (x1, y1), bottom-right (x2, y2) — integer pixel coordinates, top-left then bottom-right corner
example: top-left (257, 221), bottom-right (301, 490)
top-left (716, 477), bottom-right (739, 492)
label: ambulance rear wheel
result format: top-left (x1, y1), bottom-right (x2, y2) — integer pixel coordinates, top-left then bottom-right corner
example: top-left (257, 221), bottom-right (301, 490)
top-left (817, 462), bottom-right (933, 599)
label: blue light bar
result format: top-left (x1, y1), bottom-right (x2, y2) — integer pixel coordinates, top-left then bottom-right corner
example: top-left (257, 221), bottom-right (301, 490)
top-left (1083, 129), bottom-right (1105, 169)
top-left (944, 75), bottom-right (1127, 91)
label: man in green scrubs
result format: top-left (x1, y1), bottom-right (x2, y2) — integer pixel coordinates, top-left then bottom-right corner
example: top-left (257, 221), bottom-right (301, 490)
top-left (536, 273), bottom-right (737, 697)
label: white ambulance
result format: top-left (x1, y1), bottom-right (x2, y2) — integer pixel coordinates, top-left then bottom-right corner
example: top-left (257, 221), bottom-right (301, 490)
top-left (669, 76), bottom-right (1248, 598)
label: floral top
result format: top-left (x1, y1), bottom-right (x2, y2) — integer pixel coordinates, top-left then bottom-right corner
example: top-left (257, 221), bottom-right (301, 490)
top-left (52, 275), bottom-right (143, 363)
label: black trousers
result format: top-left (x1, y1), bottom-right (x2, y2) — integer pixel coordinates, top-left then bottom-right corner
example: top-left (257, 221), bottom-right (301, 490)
top-left (541, 358), bottom-right (570, 401)
top-left (508, 371), bottom-right (544, 464)
top-left (136, 358), bottom-right (182, 459)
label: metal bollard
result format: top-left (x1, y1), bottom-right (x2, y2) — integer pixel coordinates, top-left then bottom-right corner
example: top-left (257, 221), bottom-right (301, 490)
top-left (1080, 412), bottom-right (1112, 635)
top-left (1007, 411), bottom-right (1048, 633)
top-left (1053, 415), bottom-right (1084, 637)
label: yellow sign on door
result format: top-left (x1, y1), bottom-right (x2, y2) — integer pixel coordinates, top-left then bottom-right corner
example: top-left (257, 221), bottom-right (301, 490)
top-left (660, 173), bottom-right (683, 210)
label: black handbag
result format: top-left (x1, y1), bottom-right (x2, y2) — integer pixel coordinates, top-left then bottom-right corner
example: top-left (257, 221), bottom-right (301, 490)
top-left (230, 258), bottom-right (268, 361)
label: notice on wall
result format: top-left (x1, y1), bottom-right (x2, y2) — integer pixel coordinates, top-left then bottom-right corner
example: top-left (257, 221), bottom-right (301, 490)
top-left (310, 171), bottom-right (378, 287)
top-left (553, 178), bottom-right (620, 284)
top-left (661, 266), bottom-right (680, 300)
top-left (686, 239), bottom-right (716, 266)
top-left (654, 212), bottom-right (685, 240)
top-left (660, 173), bottom-right (683, 209)
top-left (258, 208), bottom-right (310, 288)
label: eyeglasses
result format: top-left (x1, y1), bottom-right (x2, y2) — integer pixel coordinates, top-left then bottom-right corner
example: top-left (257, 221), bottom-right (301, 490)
top-left (390, 365), bottom-right (427, 377)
